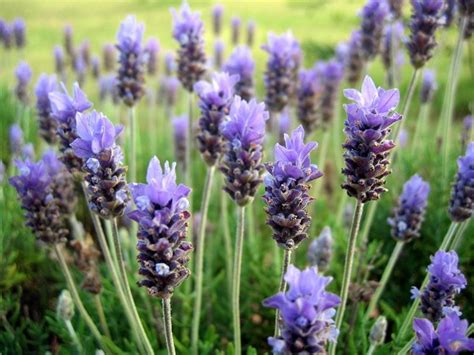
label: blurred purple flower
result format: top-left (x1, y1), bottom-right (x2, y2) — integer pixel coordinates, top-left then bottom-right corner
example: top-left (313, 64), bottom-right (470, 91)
top-left (231, 16), bottom-right (241, 45)
top-left (145, 37), bottom-right (160, 76)
top-left (102, 43), bottom-right (116, 72)
top-left (320, 59), bottom-right (345, 128)
top-left (246, 20), bottom-right (256, 47)
top-left (91, 55), bottom-right (100, 79)
top-left (360, 0), bottom-right (389, 61)
top-left (297, 65), bottom-right (322, 133)
top-left (346, 30), bottom-right (365, 85)
top-left (308, 227), bottom-right (333, 272)
top-left (449, 143), bottom-right (474, 222)
top-left (9, 123), bottom-right (24, 156)
top-left (213, 39), bottom-right (225, 69)
top-left (223, 45), bottom-right (255, 101)
top-left (13, 18), bottom-right (26, 48)
top-left (54, 46), bottom-right (65, 77)
top-left (15, 61), bottom-right (32, 105)
top-left (420, 69), bottom-right (438, 103)
top-left (212, 4), bottom-right (224, 35)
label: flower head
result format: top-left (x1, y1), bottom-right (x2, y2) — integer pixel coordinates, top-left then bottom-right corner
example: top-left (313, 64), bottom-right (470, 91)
top-left (15, 61), bottom-right (32, 104)
top-left (449, 143), bottom-right (474, 222)
top-left (102, 43), bottom-right (116, 72)
top-left (12, 18), bottom-right (25, 48)
top-left (117, 15), bottom-right (144, 54)
top-left (346, 30), bottom-right (365, 84)
top-left (171, 2), bottom-right (204, 45)
top-left (212, 4), bottom-right (224, 35)
top-left (297, 65), bottom-right (323, 133)
top-left (145, 37), bottom-right (160, 75)
top-left (360, 0), bottom-right (389, 61)
top-left (308, 226), bottom-right (333, 272)
top-left (420, 69), bottom-right (438, 103)
top-left (172, 115), bottom-right (188, 167)
top-left (35, 74), bottom-right (59, 144)
top-left (231, 16), bottom-right (241, 45)
top-left (9, 123), bottom-right (24, 156)
top-left (223, 45), bottom-right (255, 101)
top-left (49, 82), bottom-right (92, 126)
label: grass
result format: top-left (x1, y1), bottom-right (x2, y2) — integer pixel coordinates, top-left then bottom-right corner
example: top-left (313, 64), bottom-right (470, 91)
top-left (1, 0), bottom-right (473, 354)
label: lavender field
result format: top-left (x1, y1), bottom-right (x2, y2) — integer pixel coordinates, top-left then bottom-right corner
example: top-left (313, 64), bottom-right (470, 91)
top-left (0, 0), bottom-right (473, 354)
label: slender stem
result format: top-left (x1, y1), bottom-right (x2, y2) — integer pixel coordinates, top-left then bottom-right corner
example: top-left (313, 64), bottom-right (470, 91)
top-left (185, 92), bottom-right (193, 190)
top-left (191, 166), bottom-right (216, 355)
top-left (94, 294), bottom-right (111, 338)
top-left (367, 343), bottom-right (377, 355)
top-left (65, 319), bottom-right (83, 353)
top-left (468, 323), bottom-right (474, 336)
top-left (232, 206), bottom-right (246, 355)
top-left (396, 222), bottom-right (459, 343)
top-left (449, 220), bottom-right (469, 251)
top-left (129, 107), bottom-right (137, 183)
top-left (274, 249), bottom-right (292, 337)
top-left (220, 184), bottom-right (233, 298)
top-left (366, 241), bottom-right (405, 319)
top-left (312, 130), bottom-right (330, 199)
top-left (412, 103), bottom-right (430, 152)
top-left (53, 244), bottom-right (105, 348)
top-left (329, 200), bottom-right (364, 355)
top-left (112, 219), bottom-right (155, 355)
top-left (104, 220), bottom-right (120, 272)
top-left (397, 337), bottom-right (415, 355)
top-left (162, 298), bottom-right (176, 355)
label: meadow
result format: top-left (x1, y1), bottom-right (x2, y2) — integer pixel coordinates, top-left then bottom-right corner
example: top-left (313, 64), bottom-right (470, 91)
top-left (0, 0), bottom-right (473, 354)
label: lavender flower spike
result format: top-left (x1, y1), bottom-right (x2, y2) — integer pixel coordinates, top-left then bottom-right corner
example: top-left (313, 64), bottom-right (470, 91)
top-left (413, 312), bottom-right (474, 354)
top-left (263, 265), bottom-right (340, 354)
top-left (102, 43), bottom-right (116, 72)
top-left (412, 250), bottom-right (467, 322)
top-left (145, 37), bottom-right (160, 76)
top-left (116, 15), bottom-right (145, 107)
top-left (231, 17), bottom-right (241, 45)
top-left (172, 115), bottom-right (188, 168)
top-left (128, 157), bottom-right (193, 298)
top-left (171, 2), bottom-right (207, 91)
top-left (223, 45), bottom-right (255, 101)
top-left (320, 59), bottom-right (345, 129)
top-left (220, 96), bottom-right (268, 206)
top-left (71, 110), bottom-right (129, 218)
top-left (263, 126), bottom-right (323, 249)
top-left (49, 82), bottom-right (92, 173)
top-left (360, 0), bottom-right (389, 61)
top-left (9, 123), bottom-right (24, 157)
top-left (342, 75), bottom-right (402, 202)
top-left (35, 74), bottom-right (58, 144)
top-left (346, 30), bottom-right (365, 85)
top-left (308, 226), bottom-right (333, 272)
top-left (54, 46), bottom-right (65, 78)
top-left (13, 18), bottom-right (26, 48)
top-left (297, 66), bottom-right (322, 134)
top-left (194, 72), bottom-right (239, 166)
top-left (212, 4), bottom-right (224, 36)
top-left (407, 0), bottom-right (445, 68)
top-left (448, 142), bottom-right (474, 222)
top-left (420, 69), bottom-right (438, 104)
top-left (388, 174), bottom-right (430, 242)
top-left (15, 61), bottom-right (32, 105)
top-left (246, 20), bottom-right (256, 47)
top-left (214, 39), bottom-right (225, 69)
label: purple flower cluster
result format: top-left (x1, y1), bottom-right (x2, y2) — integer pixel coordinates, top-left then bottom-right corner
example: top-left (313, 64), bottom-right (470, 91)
top-left (116, 15), bottom-right (145, 107)
top-left (194, 72), bottom-right (239, 166)
top-left (35, 74), bottom-right (59, 144)
top-left (129, 157), bottom-right (193, 298)
top-left (246, 20), bottom-right (256, 47)
top-left (0, 19), bottom-right (13, 49)
top-left (49, 82), bottom-right (93, 173)
top-left (420, 69), bottom-right (438, 104)
top-left (12, 18), bottom-right (25, 48)
top-left (102, 43), bottom-right (116, 72)
top-left (263, 126), bottom-right (323, 249)
top-left (412, 251), bottom-right (467, 322)
top-left (145, 37), bottom-right (160, 76)
top-left (307, 226), bottom-right (333, 272)
top-left (171, 2), bottom-right (207, 91)
top-left (54, 46), bottom-right (65, 78)
top-left (346, 30), bottom-right (365, 85)
top-left (223, 45), bottom-right (255, 101)
top-left (220, 96), bottom-right (268, 206)
top-left (413, 311), bottom-right (474, 354)
top-left (360, 0), bottom-right (389, 61)
top-left (9, 124), bottom-right (24, 157)
top-left (231, 17), bottom-right (241, 45)
top-left (319, 59), bottom-right (345, 129)
top-left (449, 143), bottom-right (474, 222)
top-left (71, 110), bottom-right (129, 219)
top-left (213, 39), bottom-right (224, 69)
top-left (15, 61), bottom-right (32, 105)
top-left (382, 21), bottom-right (405, 80)
top-left (263, 265), bottom-right (340, 354)
top-left (388, 0), bottom-right (404, 19)
top-left (99, 74), bottom-right (119, 104)
top-left (212, 4), bottom-right (224, 36)
top-left (262, 32), bottom-right (301, 114)
top-left (341, 76), bottom-right (402, 202)
top-left (407, 0), bottom-right (445, 68)
top-left (297, 66), bottom-right (322, 133)
top-left (388, 174), bottom-right (430, 242)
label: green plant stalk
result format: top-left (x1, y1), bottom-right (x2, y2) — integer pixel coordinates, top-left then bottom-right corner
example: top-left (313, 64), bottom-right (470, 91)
top-left (65, 319), bottom-right (83, 353)
top-left (397, 337), bottom-right (415, 355)
top-left (332, 94), bottom-right (343, 176)
top-left (367, 343), bottom-right (377, 355)
top-left (163, 298), bottom-right (176, 355)
top-left (191, 165), bottom-right (216, 355)
top-left (441, 17), bottom-right (468, 182)
top-left (329, 200), bottom-right (365, 355)
top-left (412, 103), bottom-right (430, 152)
top-left (450, 220), bottom-right (470, 250)
top-left (185, 92), bottom-right (194, 193)
top-left (53, 244), bottom-right (106, 349)
top-left (129, 107), bottom-right (137, 184)
top-left (274, 248), bottom-right (292, 337)
top-left (312, 130), bottom-right (330, 199)
top-left (111, 219), bottom-right (155, 355)
top-left (395, 222), bottom-right (459, 343)
top-left (366, 241), bottom-right (405, 319)
top-left (232, 206), bottom-right (246, 355)
top-left (336, 192), bottom-right (350, 227)
top-left (468, 323), bottom-right (474, 336)
top-left (104, 220), bottom-right (120, 272)
top-left (221, 186), bottom-right (233, 298)
top-left (94, 294), bottom-right (111, 339)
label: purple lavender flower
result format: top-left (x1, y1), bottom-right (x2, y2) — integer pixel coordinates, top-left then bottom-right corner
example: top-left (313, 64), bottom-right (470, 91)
top-left (297, 65), bottom-right (322, 133)
top-left (91, 55), bottom-right (100, 79)
top-left (262, 32), bottom-right (302, 114)
top-left (0, 19), bottom-right (6, 47)
top-left (399, 128), bottom-right (408, 148)
top-left (214, 39), bottom-right (225, 69)
top-left (223, 45), bottom-right (255, 101)
top-left (128, 157), bottom-right (193, 298)
top-left (459, 0), bottom-right (474, 38)
top-left (145, 37), bottom-right (160, 76)
top-left (220, 96), bottom-right (268, 206)
top-left (194, 72), bottom-right (239, 166)
top-left (382, 21), bottom-right (405, 81)
top-left (9, 124), bottom-right (24, 156)
top-left (64, 25), bottom-right (74, 57)
top-left (71, 110), bottom-right (128, 218)
top-left (102, 43), bottom-right (116, 72)
top-left (171, 2), bottom-right (207, 92)
top-left (320, 59), bottom-right (345, 129)
top-left (12, 18), bottom-right (25, 48)
top-left (412, 251), bottom-right (467, 322)
top-left (54, 46), bottom-right (65, 78)
top-left (389, 0), bottom-right (404, 19)
top-left (231, 16), bottom-right (241, 45)
top-left (462, 115), bottom-right (473, 149)
top-left (212, 4), bottom-right (224, 36)
top-left (407, 0), bottom-right (445, 68)
top-left (172, 115), bottom-right (188, 168)
top-left (263, 126), bottom-right (323, 249)
top-left (9, 158), bottom-right (68, 244)
top-left (74, 53), bottom-right (86, 87)
top-left (335, 41), bottom-right (349, 67)
top-left (246, 20), bottom-right (256, 47)
top-left (420, 69), bottom-right (438, 103)
top-left (360, 0), bottom-right (389, 61)
top-left (279, 108), bottom-right (291, 144)
top-left (160, 76), bottom-right (180, 108)
top-left (263, 265), bottom-right (340, 353)
top-left (308, 226), bottom-right (333, 272)
top-left (79, 40), bottom-right (91, 66)
top-left (341, 75), bottom-right (402, 202)
top-left (448, 143), bottom-right (474, 222)
top-left (15, 61), bottom-right (32, 105)
top-left (346, 30), bottom-right (365, 85)
top-left (388, 174), bottom-right (430, 242)
top-left (35, 74), bottom-right (59, 144)
top-left (116, 15), bottom-right (145, 107)
top-left (164, 52), bottom-right (176, 76)
top-left (2, 22), bottom-right (13, 49)
top-left (49, 82), bottom-right (93, 173)
top-left (22, 144), bottom-right (35, 161)
top-left (413, 312), bottom-right (474, 354)
top-left (99, 74), bottom-right (119, 104)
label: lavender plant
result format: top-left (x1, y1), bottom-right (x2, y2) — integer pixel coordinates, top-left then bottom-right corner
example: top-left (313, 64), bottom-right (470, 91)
top-left (297, 65), bottom-right (322, 134)
top-left (307, 226), bottom-right (333, 273)
top-left (15, 61), bottom-right (32, 106)
top-left (223, 45), bottom-right (255, 101)
top-left (145, 37), bottom-right (160, 76)
top-left (213, 39), bottom-right (224, 69)
top-left (35, 74), bottom-right (58, 145)
top-left (12, 18), bottom-right (25, 48)
top-left (359, 0), bottom-right (389, 61)
top-left (346, 30), bottom-right (365, 85)
top-left (212, 4), bottom-right (224, 36)
top-left (231, 17), bottom-right (241, 45)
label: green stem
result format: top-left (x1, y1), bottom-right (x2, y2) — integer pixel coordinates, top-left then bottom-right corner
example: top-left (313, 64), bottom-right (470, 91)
top-left (367, 343), bottom-right (377, 355)
top-left (65, 319), bottom-right (83, 353)
top-left (468, 323), bottom-right (474, 336)
top-left (94, 294), bottom-right (111, 339)
top-left (312, 130), bottom-right (330, 199)
top-left (185, 92), bottom-right (194, 191)
top-left (221, 186), bottom-right (233, 299)
top-left (162, 298), bottom-right (176, 355)
top-left (104, 220), bottom-right (120, 272)
top-left (232, 206), bottom-right (246, 355)
top-left (274, 249), bottom-right (292, 337)
top-left (129, 107), bottom-right (137, 183)
top-left (397, 337), bottom-right (415, 355)
top-left (329, 200), bottom-right (365, 355)
top-left (449, 220), bottom-right (469, 251)
top-left (112, 219), bottom-right (155, 355)
top-left (395, 222), bottom-right (459, 343)
top-left (412, 103), bottom-right (430, 152)
top-left (53, 244), bottom-right (105, 348)
top-left (191, 166), bottom-right (216, 355)
top-left (366, 241), bottom-right (405, 319)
